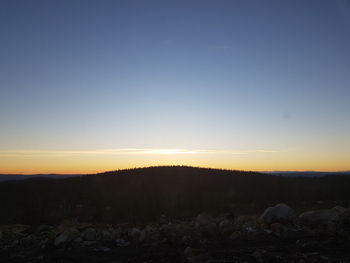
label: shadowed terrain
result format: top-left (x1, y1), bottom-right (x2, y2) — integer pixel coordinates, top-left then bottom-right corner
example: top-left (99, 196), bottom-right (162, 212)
top-left (1, 166), bottom-right (350, 224)
top-left (1, 166), bottom-right (350, 262)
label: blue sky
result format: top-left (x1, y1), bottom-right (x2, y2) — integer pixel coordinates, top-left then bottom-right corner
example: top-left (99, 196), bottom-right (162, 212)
top-left (1, 0), bottom-right (350, 173)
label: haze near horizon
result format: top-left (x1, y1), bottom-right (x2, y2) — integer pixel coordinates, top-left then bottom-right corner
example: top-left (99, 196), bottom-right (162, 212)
top-left (1, 0), bottom-right (350, 174)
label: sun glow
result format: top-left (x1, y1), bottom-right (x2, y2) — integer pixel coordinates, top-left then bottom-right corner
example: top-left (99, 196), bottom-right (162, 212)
top-left (142, 149), bottom-right (197, 155)
top-left (0, 148), bottom-right (278, 157)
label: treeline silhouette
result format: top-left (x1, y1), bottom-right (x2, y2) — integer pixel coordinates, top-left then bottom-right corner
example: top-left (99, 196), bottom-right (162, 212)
top-left (0, 166), bottom-right (349, 225)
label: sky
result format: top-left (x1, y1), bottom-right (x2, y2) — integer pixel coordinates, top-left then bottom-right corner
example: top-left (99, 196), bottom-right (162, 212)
top-left (1, 0), bottom-right (350, 174)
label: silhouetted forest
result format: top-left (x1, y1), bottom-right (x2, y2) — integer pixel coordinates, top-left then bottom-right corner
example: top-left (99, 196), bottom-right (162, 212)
top-left (0, 166), bottom-right (349, 225)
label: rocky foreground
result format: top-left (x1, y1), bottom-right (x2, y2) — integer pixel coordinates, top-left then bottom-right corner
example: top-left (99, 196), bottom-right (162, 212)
top-left (1, 204), bottom-right (350, 263)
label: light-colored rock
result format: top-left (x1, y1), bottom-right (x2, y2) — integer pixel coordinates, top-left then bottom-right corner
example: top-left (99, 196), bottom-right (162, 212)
top-left (299, 206), bottom-right (346, 225)
top-left (54, 227), bottom-right (80, 246)
top-left (259, 203), bottom-right (295, 224)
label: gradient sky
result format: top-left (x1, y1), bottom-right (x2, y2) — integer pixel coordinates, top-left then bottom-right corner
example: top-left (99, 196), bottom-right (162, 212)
top-left (1, 0), bottom-right (350, 174)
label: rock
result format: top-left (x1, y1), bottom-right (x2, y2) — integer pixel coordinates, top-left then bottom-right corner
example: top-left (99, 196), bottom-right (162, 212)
top-left (205, 222), bottom-right (218, 236)
top-left (110, 228), bottom-right (122, 239)
top-left (196, 213), bottom-right (211, 226)
top-left (21, 235), bottom-right (35, 247)
top-left (184, 246), bottom-right (194, 257)
top-left (269, 222), bottom-right (284, 234)
top-left (299, 206), bottom-right (346, 225)
top-left (139, 226), bottom-right (155, 243)
top-left (259, 203), bottom-right (295, 224)
top-left (338, 209), bottom-right (350, 229)
top-left (176, 223), bottom-right (191, 237)
top-left (6, 225), bottom-right (29, 238)
top-left (243, 223), bottom-right (256, 233)
top-left (139, 230), bottom-right (147, 242)
top-left (229, 231), bottom-right (241, 240)
top-left (115, 238), bottom-right (130, 247)
top-left (219, 219), bottom-right (231, 229)
top-left (300, 241), bottom-right (323, 250)
top-left (40, 238), bottom-right (49, 249)
top-left (36, 225), bottom-right (52, 233)
top-left (128, 228), bottom-right (141, 241)
top-left (74, 237), bottom-right (83, 243)
top-left (81, 228), bottom-right (96, 241)
top-left (93, 246), bottom-right (111, 252)
top-left (54, 227), bottom-right (80, 246)
top-left (100, 229), bottom-right (113, 240)
top-left (159, 214), bottom-right (168, 224)
top-left (54, 234), bottom-right (67, 246)
top-left (263, 229), bottom-right (272, 235)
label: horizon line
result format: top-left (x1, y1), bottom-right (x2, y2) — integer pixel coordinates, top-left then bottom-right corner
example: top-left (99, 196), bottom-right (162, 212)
top-left (1, 165), bottom-right (349, 176)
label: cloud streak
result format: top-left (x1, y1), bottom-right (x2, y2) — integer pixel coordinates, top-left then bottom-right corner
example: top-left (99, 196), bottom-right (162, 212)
top-left (0, 148), bottom-right (279, 158)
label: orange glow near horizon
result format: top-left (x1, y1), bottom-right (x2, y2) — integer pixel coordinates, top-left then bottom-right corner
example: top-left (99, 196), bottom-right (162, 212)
top-left (1, 148), bottom-right (349, 174)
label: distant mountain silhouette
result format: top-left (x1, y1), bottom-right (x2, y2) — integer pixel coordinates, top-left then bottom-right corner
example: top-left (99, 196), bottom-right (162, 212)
top-left (0, 166), bottom-right (349, 224)
top-left (0, 174), bottom-right (82, 182)
top-left (2, 168), bottom-right (348, 182)
top-left (268, 171), bottom-right (350, 177)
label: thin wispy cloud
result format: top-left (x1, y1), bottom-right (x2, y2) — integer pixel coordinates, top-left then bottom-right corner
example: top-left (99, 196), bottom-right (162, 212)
top-left (0, 148), bottom-right (280, 158)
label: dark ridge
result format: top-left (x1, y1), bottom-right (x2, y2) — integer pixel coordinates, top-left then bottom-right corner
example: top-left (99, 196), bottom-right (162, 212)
top-left (0, 173), bottom-right (82, 182)
top-left (268, 171), bottom-right (350, 177)
top-left (0, 166), bottom-right (349, 225)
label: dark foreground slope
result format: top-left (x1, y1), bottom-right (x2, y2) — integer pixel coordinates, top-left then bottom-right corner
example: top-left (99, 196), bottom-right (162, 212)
top-left (1, 211), bottom-right (350, 263)
top-left (0, 166), bottom-right (350, 224)
top-left (1, 166), bottom-right (350, 262)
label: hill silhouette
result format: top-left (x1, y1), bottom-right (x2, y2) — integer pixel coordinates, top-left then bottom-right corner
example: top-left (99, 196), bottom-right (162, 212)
top-left (0, 166), bottom-right (349, 224)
